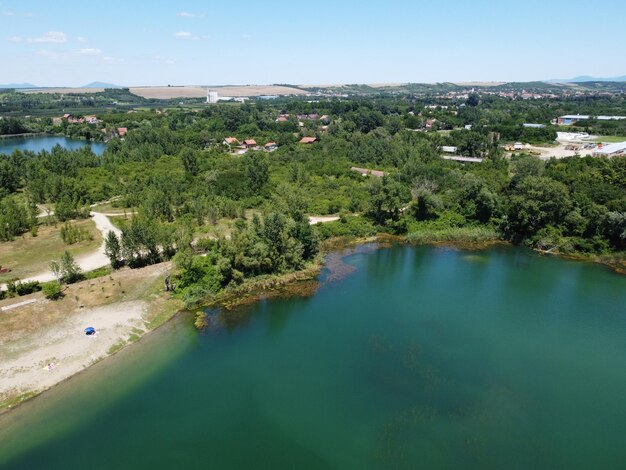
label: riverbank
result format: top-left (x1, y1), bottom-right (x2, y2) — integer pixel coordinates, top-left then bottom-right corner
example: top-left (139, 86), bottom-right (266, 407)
top-left (1, 230), bottom-right (622, 414)
top-left (0, 132), bottom-right (47, 139)
top-left (0, 262), bottom-right (182, 412)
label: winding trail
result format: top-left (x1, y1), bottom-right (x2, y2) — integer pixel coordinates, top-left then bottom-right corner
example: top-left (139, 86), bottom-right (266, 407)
top-left (6, 212), bottom-right (339, 288)
top-left (18, 212), bottom-right (122, 285)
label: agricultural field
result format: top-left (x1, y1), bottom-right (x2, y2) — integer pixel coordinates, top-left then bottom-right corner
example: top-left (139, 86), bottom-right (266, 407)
top-left (129, 85), bottom-right (307, 99)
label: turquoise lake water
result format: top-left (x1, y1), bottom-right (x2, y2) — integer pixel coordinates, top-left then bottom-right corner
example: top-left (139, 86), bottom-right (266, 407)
top-left (0, 245), bottom-right (625, 469)
top-left (0, 135), bottom-right (106, 155)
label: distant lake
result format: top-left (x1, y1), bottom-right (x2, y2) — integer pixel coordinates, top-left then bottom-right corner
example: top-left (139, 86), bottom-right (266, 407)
top-left (1, 245), bottom-right (626, 469)
top-left (0, 135), bottom-right (106, 156)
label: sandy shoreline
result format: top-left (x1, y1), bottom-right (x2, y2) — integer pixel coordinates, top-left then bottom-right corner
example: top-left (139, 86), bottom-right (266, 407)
top-left (0, 262), bottom-right (179, 410)
top-left (1, 301), bottom-right (146, 399)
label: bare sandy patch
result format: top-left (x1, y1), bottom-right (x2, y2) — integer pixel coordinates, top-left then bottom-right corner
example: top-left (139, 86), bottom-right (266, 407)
top-left (309, 215), bottom-right (340, 224)
top-left (0, 262), bottom-right (180, 409)
top-left (0, 301), bottom-right (146, 400)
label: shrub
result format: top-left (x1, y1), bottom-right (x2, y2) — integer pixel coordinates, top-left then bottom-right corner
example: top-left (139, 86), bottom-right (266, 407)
top-left (315, 216), bottom-right (376, 240)
top-left (15, 281), bottom-right (41, 296)
top-left (42, 283), bottom-right (63, 300)
top-left (60, 222), bottom-right (93, 245)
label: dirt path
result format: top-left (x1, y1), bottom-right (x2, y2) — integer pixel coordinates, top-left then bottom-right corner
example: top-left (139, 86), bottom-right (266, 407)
top-left (19, 212), bottom-right (122, 285)
top-left (309, 215), bottom-right (340, 224)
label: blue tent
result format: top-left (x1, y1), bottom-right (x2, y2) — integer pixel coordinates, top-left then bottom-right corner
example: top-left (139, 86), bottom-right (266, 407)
top-left (84, 327), bottom-right (96, 336)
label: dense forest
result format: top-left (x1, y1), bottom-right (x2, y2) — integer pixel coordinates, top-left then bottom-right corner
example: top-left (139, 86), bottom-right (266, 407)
top-left (1, 94), bottom-right (625, 305)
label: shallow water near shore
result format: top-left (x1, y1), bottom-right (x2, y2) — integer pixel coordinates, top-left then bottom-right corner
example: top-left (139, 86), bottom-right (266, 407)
top-left (1, 244), bottom-right (626, 469)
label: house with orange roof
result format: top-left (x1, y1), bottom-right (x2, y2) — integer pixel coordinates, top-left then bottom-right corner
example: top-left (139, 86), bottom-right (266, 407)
top-left (299, 137), bottom-right (318, 144)
top-left (223, 137), bottom-right (240, 146)
top-left (264, 142), bottom-right (278, 152)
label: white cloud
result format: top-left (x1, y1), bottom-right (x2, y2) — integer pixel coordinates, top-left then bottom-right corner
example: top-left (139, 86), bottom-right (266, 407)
top-left (27, 31), bottom-right (67, 44)
top-left (76, 48), bottom-right (102, 55)
top-left (8, 36), bottom-right (22, 43)
top-left (77, 36), bottom-right (88, 43)
top-left (177, 11), bottom-right (194, 17)
top-left (36, 48), bottom-right (103, 60)
top-left (2, 11), bottom-right (14, 16)
top-left (173, 31), bottom-right (205, 41)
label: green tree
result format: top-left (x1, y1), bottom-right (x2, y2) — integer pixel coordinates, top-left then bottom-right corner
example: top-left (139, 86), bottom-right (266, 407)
top-left (244, 154), bottom-right (269, 195)
top-left (504, 176), bottom-right (572, 241)
top-left (105, 231), bottom-right (122, 269)
top-left (367, 176), bottom-right (407, 225)
top-left (60, 251), bottom-right (82, 284)
top-left (180, 148), bottom-right (199, 176)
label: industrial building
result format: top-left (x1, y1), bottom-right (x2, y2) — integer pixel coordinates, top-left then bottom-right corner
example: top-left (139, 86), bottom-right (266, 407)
top-left (558, 115), bottom-right (626, 125)
top-left (592, 142), bottom-right (626, 158)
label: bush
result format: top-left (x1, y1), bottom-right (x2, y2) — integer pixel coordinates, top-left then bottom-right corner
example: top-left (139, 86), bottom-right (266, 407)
top-left (42, 283), bottom-right (63, 300)
top-left (15, 281), bottom-right (41, 296)
top-left (60, 222), bottom-right (93, 245)
top-left (315, 216), bottom-right (376, 240)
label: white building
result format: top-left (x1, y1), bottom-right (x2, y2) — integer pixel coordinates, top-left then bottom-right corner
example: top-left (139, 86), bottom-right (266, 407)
top-left (592, 142), bottom-right (626, 158)
top-left (207, 90), bottom-right (219, 104)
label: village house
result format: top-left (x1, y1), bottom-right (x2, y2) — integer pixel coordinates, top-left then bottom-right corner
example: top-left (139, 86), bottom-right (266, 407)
top-left (223, 137), bottom-right (239, 146)
top-left (275, 114), bottom-right (290, 122)
top-left (264, 142), bottom-right (278, 152)
top-left (117, 127), bottom-right (128, 137)
top-left (84, 115), bottom-right (99, 124)
top-left (299, 137), bottom-right (318, 144)
top-left (243, 139), bottom-right (258, 149)
top-left (62, 113), bottom-right (85, 124)
top-left (297, 114), bottom-right (320, 121)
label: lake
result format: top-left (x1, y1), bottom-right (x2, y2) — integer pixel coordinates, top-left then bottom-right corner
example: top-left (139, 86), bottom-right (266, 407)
top-left (0, 135), bottom-right (106, 156)
top-left (1, 245), bottom-right (626, 469)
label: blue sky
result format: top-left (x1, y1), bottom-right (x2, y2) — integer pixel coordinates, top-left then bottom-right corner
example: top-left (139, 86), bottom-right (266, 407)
top-left (1, 0), bottom-right (625, 86)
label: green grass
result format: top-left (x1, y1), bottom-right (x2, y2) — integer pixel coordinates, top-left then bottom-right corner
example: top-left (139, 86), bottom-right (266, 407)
top-left (0, 219), bottom-right (102, 283)
top-left (406, 226), bottom-right (500, 245)
top-left (0, 391), bottom-right (38, 412)
top-left (592, 135), bottom-right (626, 143)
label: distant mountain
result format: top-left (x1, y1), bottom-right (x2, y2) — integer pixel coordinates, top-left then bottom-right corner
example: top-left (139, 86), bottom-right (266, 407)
top-left (83, 81), bottom-right (124, 88)
top-left (0, 83), bottom-right (37, 89)
top-left (547, 75), bottom-right (626, 83)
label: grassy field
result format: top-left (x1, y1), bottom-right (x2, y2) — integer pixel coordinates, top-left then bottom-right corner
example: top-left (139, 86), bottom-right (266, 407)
top-left (0, 219), bottom-right (101, 282)
top-left (593, 135), bottom-right (626, 143)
